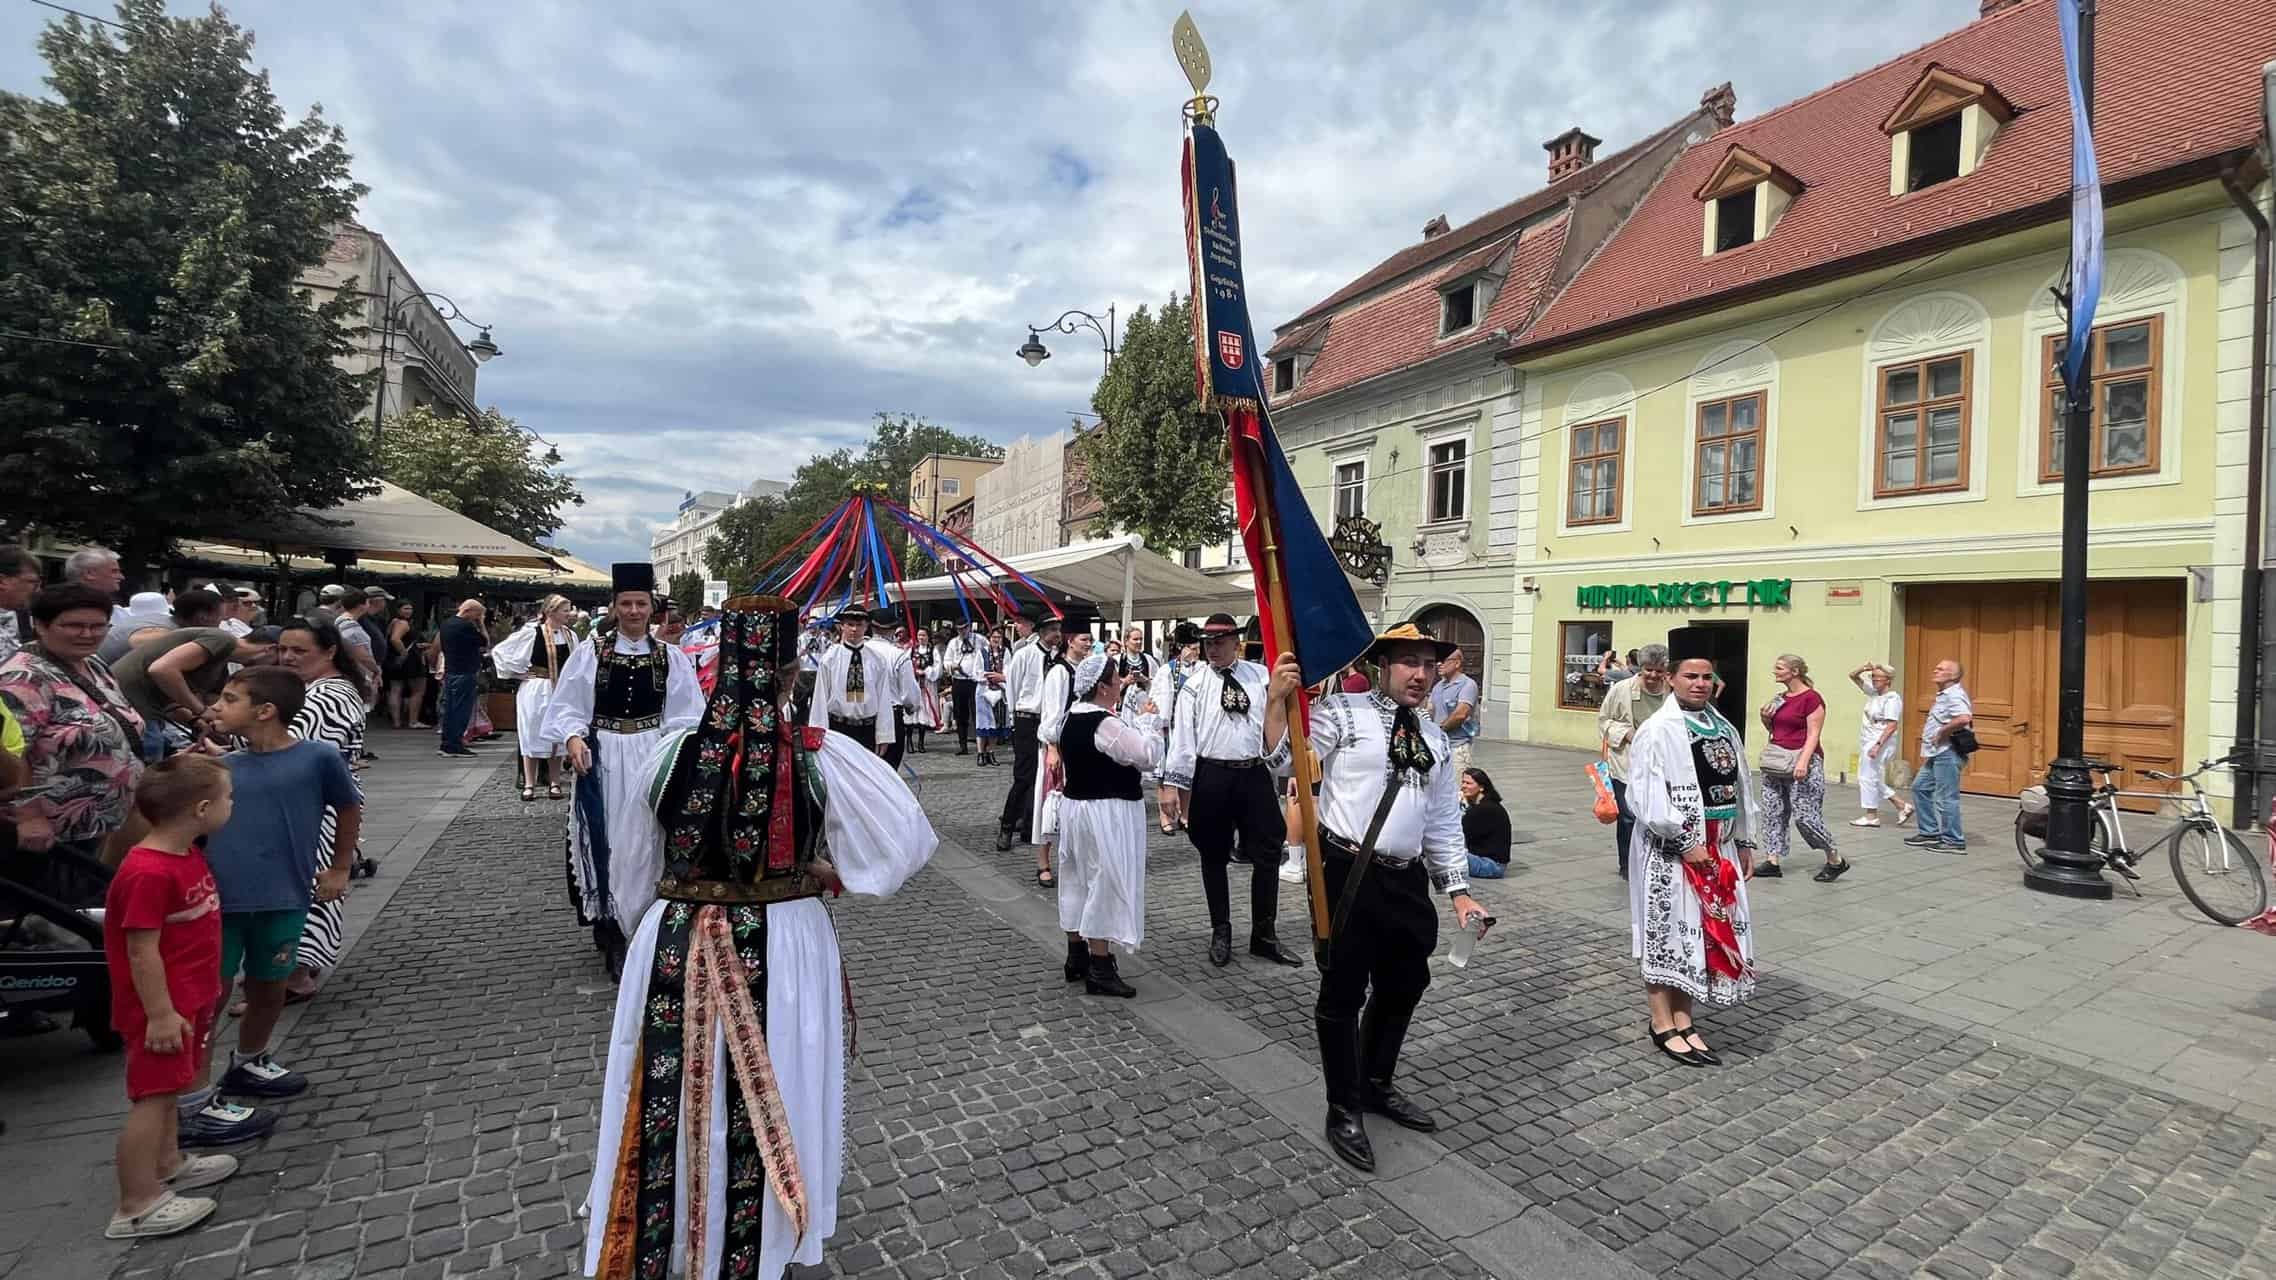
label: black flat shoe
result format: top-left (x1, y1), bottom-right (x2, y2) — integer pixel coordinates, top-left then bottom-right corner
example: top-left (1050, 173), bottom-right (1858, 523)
top-left (1362, 1084), bottom-right (1437, 1133)
top-left (1208, 925), bottom-right (1232, 967)
top-left (1812, 859), bottom-right (1851, 882)
top-left (994, 828), bottom-right (1013, 852)
top-left (1651, 1025), bottom-right (1707, 1067)
top-left (1672, 1023), bottom-right (1722, 1066)
top-left (1755, 861), bottom-right (1784, 878)
top-left (1250, 934), bottom-right (1303, 967)
top-left (1325, 1107), bottom-right (1375, 1172)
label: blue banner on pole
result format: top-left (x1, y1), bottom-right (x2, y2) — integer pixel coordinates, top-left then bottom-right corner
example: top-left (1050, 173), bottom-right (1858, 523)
top-left (2058, 0), bottom-right (2102, 386)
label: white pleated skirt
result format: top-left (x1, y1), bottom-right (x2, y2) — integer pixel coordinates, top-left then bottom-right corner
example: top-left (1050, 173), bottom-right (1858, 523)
top-left (515, 677), bottom-right (560, 758)
top-left (582, 896), bottom-right (845, 1280)
top-left (1054, 796), bottom-right (1148, 950)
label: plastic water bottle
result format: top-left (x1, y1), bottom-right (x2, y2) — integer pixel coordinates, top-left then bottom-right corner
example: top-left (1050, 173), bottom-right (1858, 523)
top-left (1447, 912), bottom-right (1491, 969)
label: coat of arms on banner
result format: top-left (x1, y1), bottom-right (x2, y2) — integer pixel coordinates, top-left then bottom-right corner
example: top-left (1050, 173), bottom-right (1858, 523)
top-left (1217, 330), bottom-right (1244, 369)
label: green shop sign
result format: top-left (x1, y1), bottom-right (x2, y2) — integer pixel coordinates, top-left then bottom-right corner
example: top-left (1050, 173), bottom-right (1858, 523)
top-left (1577, 578), bottom-right (1792, 610)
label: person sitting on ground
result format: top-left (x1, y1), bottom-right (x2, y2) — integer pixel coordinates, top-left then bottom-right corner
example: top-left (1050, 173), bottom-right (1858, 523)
top-left (1459, 767), bottom-right (1512, 880)
top-left (102, 755), bottom-right (240, 1240)
top-left (199, 668), bottom-right (361, 1111)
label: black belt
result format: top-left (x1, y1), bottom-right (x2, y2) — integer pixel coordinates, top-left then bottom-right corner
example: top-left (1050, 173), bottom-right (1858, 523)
top-left (1321, 828), bottom-right (1420, 872)
top-left (1013, 711), bottom-right (1041, 722)
top-left (1199, 756), bottom-right (1265, 770)
top-left (829, 714), bottom-right (876, 730)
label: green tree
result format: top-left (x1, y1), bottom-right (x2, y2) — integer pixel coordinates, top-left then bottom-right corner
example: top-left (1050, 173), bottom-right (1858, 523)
top-left (703, 414), bottom-right (1000, 588)
top-left (0, 0), bottom-right (374, 574)
top-left (667, 570), bottom-right (706, 613)
top-left (376, 405), bottom-right (583, 546)
top-left (1077, 295), bottom-right (1232, 551)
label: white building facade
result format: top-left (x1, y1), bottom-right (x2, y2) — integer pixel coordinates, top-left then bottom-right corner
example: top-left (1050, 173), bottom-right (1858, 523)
top-left (973, 431), bottom-right (1069, 558)
top-left (651, 477), bottom-right (787, 585)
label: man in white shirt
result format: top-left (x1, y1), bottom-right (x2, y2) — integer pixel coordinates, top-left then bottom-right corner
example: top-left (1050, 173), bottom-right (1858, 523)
top-left (944, 618), bottom-right (985, 755)
top-left (995, 611), bottom-right (1060, 849)
top-left (1266, 622), bottom-right (1487, 1173)
top-left (1164, 613), bottom-right (1300, 968)
top-left (806, 607), bottom-right (897, 757)
top-left (218, 587), bottom-right (258, 639)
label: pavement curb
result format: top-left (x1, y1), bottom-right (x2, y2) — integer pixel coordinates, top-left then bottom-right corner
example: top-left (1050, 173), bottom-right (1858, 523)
top-left (923, 834), bottom-right (1651, 1280)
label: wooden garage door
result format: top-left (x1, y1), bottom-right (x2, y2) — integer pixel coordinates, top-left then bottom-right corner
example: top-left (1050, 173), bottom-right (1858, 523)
top-left (1902, 580), bottom-right (2185, 807)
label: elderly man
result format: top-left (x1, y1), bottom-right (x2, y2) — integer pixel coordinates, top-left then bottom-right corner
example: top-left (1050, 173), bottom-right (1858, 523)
top-left (0, 546), bottom-right (43, 663)
top-left (1430, 648), bottom-right (1480, 774)
top-left (1906, 659), bottom-right (1974, 854)
top-left (434, 598), bottom-right (488, 757)
top-left (64, 547), bottom-right (127, 623)
top-left (1270, 623), bottom-right (1488, 1172)
top-left (1598, 643), bottom-right (1674, 880)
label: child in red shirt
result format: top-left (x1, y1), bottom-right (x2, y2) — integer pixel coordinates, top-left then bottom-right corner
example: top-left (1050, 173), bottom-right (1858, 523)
top-left (102, 754), bottom-right (240, 1239)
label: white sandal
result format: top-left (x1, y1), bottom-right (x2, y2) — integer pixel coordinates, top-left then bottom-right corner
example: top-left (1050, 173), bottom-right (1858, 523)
top-left (105, 1191), bottom-right (217, 1239)
top-left (1849, 816), bottom-right (1882, 827)
top-left (163, 1153), bottom-right (239, 1191)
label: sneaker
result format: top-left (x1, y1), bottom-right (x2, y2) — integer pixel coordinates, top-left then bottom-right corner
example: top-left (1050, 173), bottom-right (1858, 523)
top-left (438, 747), bottom-right (478, 758)
top-left (221, 1053), bottom-right (309, 1099)
top-left (1278, 848), bottom-right (1306, 885)
top-left (178, 1099), bottom-right (278, 1148)
top-left (106, 1191), bottom-right (217, 1239)
top-left (1901, 834), bottom-right (1940, 848)
top-left (1935, 841), bottom-right (1969, 854)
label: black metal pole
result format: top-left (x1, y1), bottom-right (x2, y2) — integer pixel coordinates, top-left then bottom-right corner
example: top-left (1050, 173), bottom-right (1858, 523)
top-left (370, 277), bottom-right (392, 444)
top-left (2028, 0), bottom-right (2112, 900)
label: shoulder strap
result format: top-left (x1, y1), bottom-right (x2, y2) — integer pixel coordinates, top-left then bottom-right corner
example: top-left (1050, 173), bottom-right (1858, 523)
top-left (1325, 772), bottom-right (1407, 954)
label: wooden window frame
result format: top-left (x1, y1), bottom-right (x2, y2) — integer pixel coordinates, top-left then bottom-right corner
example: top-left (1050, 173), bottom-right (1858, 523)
top-left (1691, 391), bottom-right (1766, 516)
top-left (1425, 437), bottom-right (1469, 524)
top-left (1566, 416), bottom-right (1626, 526)
top-left (1333, 458), bottom-right (1367, 520)
top-left (2039, 314), bottom-right (2162, 483)
top-left (1872, 351), bottom-right (1972, 498)
top-left (1557, 620), bottom-right (1614, 711)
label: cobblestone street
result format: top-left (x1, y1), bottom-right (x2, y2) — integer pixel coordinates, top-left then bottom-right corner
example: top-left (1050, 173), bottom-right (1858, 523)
top-left (2, 737), bottom-right (2269, 1279)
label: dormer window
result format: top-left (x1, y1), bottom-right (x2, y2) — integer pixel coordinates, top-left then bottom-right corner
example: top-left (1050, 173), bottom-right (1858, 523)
top-left (1882, 64), bottom-right (2012, 196)
top-left (1272, 357), bottom-right (1296, 394)
top-left (1441, 282), bottom-right (1477, 335)
top-left (1694, 145), bottom-right (1799, 258)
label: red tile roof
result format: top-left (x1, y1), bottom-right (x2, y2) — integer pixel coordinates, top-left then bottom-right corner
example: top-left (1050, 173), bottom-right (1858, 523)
top-left (1517, 0), bottom-right (2275, 357)
top-left (1282, 213), bottom-right (1570, 405)
top-left (1280, 116), bottom-right (1697, 329)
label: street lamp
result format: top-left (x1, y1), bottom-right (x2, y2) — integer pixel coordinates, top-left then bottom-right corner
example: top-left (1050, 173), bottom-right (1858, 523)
top-left (1017, 305), bottom-right (1117, 373)
top-left (369, 284), bottom-right (502, 441)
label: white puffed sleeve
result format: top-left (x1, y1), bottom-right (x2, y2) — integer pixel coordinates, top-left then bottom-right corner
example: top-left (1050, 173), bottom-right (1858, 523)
top-left (491, 622), bottom-right (538, 679)
top-left (662, 643), bottom-right (705, 733)
top-left (533, 640), bottom-right (597, 752)
top-left (815, 730), bottom-right (937, 896)
top-left (1093, 710), bottom-right (1165, 770)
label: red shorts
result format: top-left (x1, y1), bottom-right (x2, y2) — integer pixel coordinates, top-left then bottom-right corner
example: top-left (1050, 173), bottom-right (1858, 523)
top-left (122, 1011), bottom-right (212, 1102)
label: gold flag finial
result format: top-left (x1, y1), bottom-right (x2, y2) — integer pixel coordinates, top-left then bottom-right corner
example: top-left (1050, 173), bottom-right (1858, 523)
top-left (1172, 10), bottom-right (1216, 124)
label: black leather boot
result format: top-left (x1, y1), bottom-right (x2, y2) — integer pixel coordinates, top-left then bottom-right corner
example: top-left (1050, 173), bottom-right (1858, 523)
top-left (1208, 923), bottom-right (1232, 967)
top-left (1360, 1001), bottom-right (1437, 1132)
top-left (1063, 937), bottom-right (1088, 983)
top-left (1249, 930), bottom-right (1304, 967)
top-left (994, 826), bottom-right (1013, 852)
top-left (1317, 1011), bottom-right (1373, 1172)
top-left (1084, 952), bottom-right (1136, 998)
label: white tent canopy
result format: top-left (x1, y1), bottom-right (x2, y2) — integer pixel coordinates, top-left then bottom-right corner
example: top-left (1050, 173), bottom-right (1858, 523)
top-left (206, 480), bottom-right (561, 569)
top-left (894, 534), bottom-right (1248, 627)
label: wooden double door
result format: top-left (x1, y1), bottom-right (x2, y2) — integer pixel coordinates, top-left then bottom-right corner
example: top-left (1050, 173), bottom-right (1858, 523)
top-left (1901, 580), bottom-right (2185, 807)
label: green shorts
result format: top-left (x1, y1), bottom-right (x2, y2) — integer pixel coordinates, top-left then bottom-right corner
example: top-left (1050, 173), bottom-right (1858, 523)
top-left (220, 909), bottom-right (308, 984)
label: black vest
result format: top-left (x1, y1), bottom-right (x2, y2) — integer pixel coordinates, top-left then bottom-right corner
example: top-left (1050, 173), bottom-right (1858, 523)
top-left (592, 636), bottom-right (668, 730)
top-left (1060, 710), bottom-right (1142, 802)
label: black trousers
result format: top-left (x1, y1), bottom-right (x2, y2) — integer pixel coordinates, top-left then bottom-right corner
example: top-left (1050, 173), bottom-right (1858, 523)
top-left (882, 720), bottom-right (907, 771)
top-left (1612, 776), bottom-right (1634, 878)
top-left (1315, 842), bottom-right (1436, 1109)
top-left (829, 714), bottom-right (877, 752)
top-left (1186, 759), bottom-right (1283, 934)
top-left (951, 679), bottom-right (977, 749)
top-left (1000, 713), bottom-right (1041, 837)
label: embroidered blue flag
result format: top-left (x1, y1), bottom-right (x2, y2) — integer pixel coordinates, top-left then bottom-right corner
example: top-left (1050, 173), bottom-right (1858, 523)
top-left (2057, 0), bottom-right (2103, 387)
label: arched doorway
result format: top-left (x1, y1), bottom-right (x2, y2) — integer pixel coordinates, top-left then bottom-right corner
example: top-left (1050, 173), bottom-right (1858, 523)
top-left (1412, 604), bottom-right (1485, 683)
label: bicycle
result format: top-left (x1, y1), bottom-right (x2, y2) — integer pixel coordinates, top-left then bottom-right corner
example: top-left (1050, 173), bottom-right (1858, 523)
top-left (2013, 756), bottom-right (2269, 926)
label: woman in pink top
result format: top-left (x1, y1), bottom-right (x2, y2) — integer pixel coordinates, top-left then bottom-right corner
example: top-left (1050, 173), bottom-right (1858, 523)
top-left (1756, 654), bottom-right (1846, 882)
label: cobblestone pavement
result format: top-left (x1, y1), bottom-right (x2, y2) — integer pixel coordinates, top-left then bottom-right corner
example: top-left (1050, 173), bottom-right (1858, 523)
top-left (99, 766), bottom-right (1490, 1280)
top-left (925, 746), bottom-right (2276, 1280)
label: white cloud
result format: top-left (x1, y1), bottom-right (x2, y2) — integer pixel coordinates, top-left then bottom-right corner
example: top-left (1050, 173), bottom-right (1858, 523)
top-left (0, 0), bottom-right (1977, 569)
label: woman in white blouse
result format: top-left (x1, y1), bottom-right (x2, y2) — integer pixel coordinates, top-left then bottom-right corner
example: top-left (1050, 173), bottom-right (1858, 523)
top-left (1847, 661), bottom-right (1912, 827)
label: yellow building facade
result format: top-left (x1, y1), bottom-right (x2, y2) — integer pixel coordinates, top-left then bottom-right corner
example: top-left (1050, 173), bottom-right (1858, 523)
top-left (1507, 184), bottom-right (2263, 804)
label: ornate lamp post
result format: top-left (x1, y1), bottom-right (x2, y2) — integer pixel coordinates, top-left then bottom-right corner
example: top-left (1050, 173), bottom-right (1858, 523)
top-left (370, 283), bottom-right (501, 442)
top-left (1016, 305), bottom-right (1117, 373)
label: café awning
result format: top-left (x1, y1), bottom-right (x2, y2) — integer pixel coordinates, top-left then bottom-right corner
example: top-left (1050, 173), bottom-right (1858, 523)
top-left (893, 533), bottom-right (1383, 625)
top-left (203, 480), bottom-right (561, 569)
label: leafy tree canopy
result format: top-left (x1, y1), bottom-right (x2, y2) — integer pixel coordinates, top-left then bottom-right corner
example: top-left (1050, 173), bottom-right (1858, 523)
top-left (376, 405), bottom-right (583, 548)
top-left (0, 0), bottom-right (375, 571)
top-left (705, 412), bottom-right (1000, 589)
top-left (1076, 295), bottom-right (1231, 552)
top-left (666, 570), bottom-right (706, 614)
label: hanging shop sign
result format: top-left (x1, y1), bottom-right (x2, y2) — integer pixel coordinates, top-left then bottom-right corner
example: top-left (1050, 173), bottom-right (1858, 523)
top-left (1329, 515), bottom-right (1393, 586)
top-left (1576, 578), bottom-right (1792, 610)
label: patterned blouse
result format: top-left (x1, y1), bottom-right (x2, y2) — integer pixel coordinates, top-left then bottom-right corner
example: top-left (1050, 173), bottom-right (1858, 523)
top-left (0, 645), bottom-right (146, 843)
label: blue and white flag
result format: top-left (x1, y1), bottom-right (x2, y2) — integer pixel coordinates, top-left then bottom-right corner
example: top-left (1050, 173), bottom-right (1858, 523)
top-left (2057, 0), bottom-right (2103, 386)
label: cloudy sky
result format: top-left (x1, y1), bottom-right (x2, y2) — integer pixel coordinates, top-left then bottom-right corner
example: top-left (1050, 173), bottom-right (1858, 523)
top-left (1, 0), bottom-right (1973, 568)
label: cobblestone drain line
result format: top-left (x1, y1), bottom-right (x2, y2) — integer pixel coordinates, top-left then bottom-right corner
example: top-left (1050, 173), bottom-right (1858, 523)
top-left (924, 755), bottom-right (2276, 1280)
top-left (110, 767), bottom-right (1517, 1280)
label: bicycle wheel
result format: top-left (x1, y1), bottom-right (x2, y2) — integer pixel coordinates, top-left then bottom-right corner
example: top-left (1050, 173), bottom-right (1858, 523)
top-left (2169, 824), bottom-right (2270, 926)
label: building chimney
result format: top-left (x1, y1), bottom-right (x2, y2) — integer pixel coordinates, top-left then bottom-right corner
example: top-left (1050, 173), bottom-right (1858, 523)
top-left (1421, 214), bottom-right (1451, 240)
top-left (1543, 127), bottom-right (1602, 182)
top-left (1700, 82), bottom-right (1737, 129)
top-left (1979, 0), bottom-right (2025, 14)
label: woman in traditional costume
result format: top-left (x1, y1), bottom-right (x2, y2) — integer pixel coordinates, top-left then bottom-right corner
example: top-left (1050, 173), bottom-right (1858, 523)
top-left (1625, 653), bottom-right (1761, 1068)
top-left (537, 564), bottom-right (706, 976)
top-left (582, 594), bottom-right (934, 1280)
top-left (495, 594), bottom-right (579, 802)
top-left (1051, 651), bottom-right (1162, 997)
